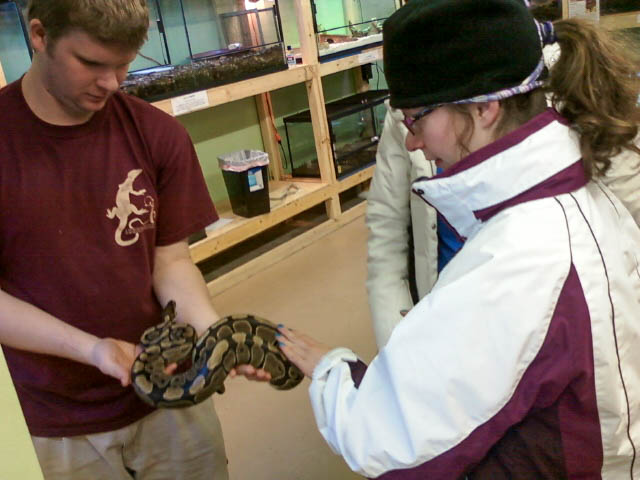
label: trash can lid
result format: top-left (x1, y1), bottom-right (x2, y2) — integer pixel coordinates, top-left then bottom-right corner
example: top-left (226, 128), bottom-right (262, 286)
top-left (218, 149), bottom-right (269, 172)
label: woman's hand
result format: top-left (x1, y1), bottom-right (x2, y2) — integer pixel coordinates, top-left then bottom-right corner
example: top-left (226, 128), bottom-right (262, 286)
top-left (276, 325), bottom-right (331, 378)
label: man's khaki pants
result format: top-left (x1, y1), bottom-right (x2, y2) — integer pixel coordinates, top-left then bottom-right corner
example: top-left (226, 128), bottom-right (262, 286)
top-left (31, 400), bottom-right (228, 480)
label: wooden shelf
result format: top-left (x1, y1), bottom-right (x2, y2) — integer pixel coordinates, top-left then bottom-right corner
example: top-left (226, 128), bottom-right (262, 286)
top-left (152, 64), bottom-right (311, 116)
top-left (338, 165), bottom-right (375, 193)
top-left (0, 1), bottom-right (636, 293)
top-left (189, 179), bottom-right (332, 263)
top-left (561, 0), bottom-right (640, 30)
top-left (600, 10), bottom-right (640, 30)
top-left (0, 0), bottom-right (378, 288)
top-left (319, 45), bottom-right (383, 77)
top-left (188, 164), bottom-right (375, 264)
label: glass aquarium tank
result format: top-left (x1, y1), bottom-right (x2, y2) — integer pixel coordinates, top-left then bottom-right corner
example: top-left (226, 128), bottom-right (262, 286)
top-left (0, 0), bottom-right (32, 84)
top-left (601, 0), bottom-right (640, 15)
top-left (282, 90), bottom-right (389, 179)
top-left (311, 0), bottom-right (398, 62)
top-left (528, 0), bottom-right (562, 21)
top-left (121, 0), bottom-right (287, 102)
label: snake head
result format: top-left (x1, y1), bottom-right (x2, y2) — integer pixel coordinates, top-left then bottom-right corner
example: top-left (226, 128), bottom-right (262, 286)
top-left (162, 300), bottom-right (177, 322)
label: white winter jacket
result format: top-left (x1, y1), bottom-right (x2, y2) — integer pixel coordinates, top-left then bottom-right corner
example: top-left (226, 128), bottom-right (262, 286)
top-left (366, 102), bottom-right (438, 348)
top-left (367, 99), bottom-right (640, 352)
top-left (310, 109), bottom-right (640, 479)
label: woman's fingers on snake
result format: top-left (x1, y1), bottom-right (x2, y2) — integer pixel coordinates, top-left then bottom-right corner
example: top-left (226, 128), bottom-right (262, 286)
top-left (279, 342), bottom-right (306, 364)
top-left (277, 334), bottom-right (300, 354)
top-left (278, 343), bottom-right (316, 378)
top-left (278, 345), bottom-right (298, 366)
top-left (276, 325), bottom-right (290, 341)
top-left (277, 325), bottom-right (311, 347)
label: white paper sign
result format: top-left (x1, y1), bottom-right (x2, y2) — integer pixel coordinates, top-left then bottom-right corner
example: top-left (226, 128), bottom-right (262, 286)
top-left (568, 0), bottom-right (600, 23)
top-left (358, 49), bottom-right (382, 64)
top-left (247, 167), bottom-right (265, 192)
top-left (171, 90), bottom-right (210, 115)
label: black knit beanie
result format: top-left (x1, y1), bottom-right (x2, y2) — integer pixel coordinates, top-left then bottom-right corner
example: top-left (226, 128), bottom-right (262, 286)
top-left (383, 0), bottom-right (542, 109)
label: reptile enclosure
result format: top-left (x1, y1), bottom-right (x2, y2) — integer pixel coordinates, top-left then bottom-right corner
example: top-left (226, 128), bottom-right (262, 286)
top-left (283, 90), bottom-right (389, 179)
top-left (120, 0), bottom-right (287, 102)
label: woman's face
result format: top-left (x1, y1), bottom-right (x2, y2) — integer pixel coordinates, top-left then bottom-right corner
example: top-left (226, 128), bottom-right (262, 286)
top-left (402, 104), bottom-right (493, 171)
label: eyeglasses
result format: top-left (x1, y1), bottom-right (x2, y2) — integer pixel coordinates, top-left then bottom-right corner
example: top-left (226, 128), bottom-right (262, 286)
top-left (402, 106), bottom-right (436, 134)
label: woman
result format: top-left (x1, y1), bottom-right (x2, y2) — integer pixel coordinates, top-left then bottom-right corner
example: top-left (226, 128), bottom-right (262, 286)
top-left (277, 0), bottom-right (640, 478)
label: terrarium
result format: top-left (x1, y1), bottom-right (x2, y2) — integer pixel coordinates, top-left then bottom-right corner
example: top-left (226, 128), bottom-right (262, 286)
top-left (311, 0), bottom-right (398, 62)
top-left (0, 0), bottom-right (32, 84)
top-left (282, 90), bottom-right (389, 179)
top-left (121, 0), bottom-right (287, 102)
top-left (528, 0), bottom-right (561, 21)
top-left (601, 0), bottom-right (640, 15)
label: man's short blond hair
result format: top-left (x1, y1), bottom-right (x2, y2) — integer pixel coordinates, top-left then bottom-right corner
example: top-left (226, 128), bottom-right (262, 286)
top-left (27, 0), bottom-right (149, 51)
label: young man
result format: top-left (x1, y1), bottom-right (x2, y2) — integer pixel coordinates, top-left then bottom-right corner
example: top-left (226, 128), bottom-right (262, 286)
top-left (0, 1), bottom-right (264, 478)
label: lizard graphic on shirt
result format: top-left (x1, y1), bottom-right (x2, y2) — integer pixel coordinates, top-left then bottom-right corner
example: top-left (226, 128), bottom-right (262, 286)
top-left (106, 169), bottom-right (154, 246)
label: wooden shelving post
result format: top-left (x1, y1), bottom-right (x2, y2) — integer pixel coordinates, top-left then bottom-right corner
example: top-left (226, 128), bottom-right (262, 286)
top-left (293, 0), bottom-right (342, 219)
top-left (255, 92), bottom-right (285, 181)
top-left (294, 0), bottom-right (318, 65)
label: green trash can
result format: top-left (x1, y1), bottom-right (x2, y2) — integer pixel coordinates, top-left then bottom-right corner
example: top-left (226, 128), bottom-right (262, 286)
top-left (218, 150), bottom-right (270, 218)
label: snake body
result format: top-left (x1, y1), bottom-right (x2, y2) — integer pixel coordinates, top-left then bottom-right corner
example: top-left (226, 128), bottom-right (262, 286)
top-left (131, 301), bottom-right (303, 408)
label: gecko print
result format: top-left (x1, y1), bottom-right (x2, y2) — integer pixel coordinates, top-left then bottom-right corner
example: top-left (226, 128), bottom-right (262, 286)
top-left (106, 169), bottom-right (156, 247)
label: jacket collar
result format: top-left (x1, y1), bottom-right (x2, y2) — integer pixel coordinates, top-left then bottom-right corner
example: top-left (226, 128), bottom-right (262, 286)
top-left (385, 98), bottom-right (404, 123)
top-left (412, 109), bottom-right (588, 240)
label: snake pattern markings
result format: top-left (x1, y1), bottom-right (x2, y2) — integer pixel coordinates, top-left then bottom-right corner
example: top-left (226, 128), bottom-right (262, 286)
top-left (132, 301), bottom-right (304, 408)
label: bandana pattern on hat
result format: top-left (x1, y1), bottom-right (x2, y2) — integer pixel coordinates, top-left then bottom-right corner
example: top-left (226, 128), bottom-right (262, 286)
top-left (449, 57), bottom-right (546, 106)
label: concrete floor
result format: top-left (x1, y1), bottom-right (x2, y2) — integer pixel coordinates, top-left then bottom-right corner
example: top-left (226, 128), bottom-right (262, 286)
top-left (211, 214), bottom-right (377, 480)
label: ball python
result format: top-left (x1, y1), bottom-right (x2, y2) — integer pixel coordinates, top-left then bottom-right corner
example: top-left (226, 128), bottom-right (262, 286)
top-left (131, 301), bottom-right (304, 408)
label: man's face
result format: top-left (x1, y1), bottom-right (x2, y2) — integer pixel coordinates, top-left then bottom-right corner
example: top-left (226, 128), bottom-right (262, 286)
top-left (38, 29), bottom-right (137, 119)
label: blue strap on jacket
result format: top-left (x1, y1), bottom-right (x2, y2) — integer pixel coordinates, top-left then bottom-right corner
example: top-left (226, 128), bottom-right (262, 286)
top-left (436, 168), bottom-right (463, 271)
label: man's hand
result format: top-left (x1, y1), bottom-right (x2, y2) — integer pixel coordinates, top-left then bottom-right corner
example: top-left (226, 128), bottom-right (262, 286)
top-left (229, 364), bottom-right (272, 382)
top-left (89, 338), bottom-right (142, 387)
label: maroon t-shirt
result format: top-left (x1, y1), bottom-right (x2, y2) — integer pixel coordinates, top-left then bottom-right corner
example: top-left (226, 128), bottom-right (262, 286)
top-left (0, 80), bottom-right (218, 436)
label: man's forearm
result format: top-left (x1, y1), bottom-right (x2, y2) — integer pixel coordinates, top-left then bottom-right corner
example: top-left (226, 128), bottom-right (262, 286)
top-left (153, 241), bottom-right (220, 335)
top-left (0, 288), bottom-right (98, 365)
